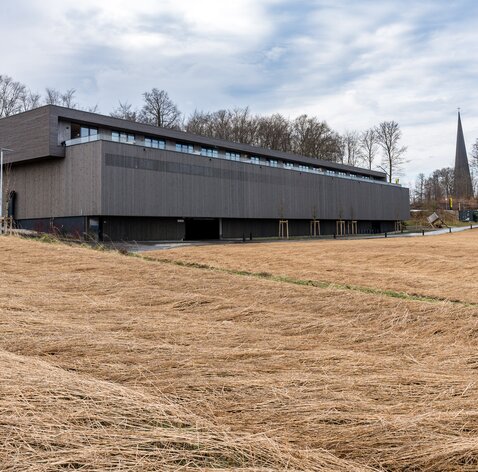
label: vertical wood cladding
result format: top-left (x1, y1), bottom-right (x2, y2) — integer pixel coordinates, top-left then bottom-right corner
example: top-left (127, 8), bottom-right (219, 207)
top-left (0, 107), bottom-right (52, 163)
top-left (9, 142), bottom-right (101, 219)
top-left (2, 106), bottom-right (410, 228)
top-left (100, 142), bottom-right (409, 221)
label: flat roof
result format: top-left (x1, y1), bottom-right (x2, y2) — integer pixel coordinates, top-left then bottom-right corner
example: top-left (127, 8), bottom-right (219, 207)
top-left (2, 105), bottom-right (387, 179)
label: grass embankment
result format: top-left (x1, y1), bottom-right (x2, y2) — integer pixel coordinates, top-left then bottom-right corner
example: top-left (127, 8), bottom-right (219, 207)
top-left (152, 230), bottom-right (478, 304)
top-left (1, 234), bottom-right (478, 470)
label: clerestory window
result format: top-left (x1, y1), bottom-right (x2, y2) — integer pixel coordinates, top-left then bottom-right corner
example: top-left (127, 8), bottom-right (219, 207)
top-left (201, 147), bottom-right (218, 158)
top-left (176, 143), bottom-right (194, 154)
top-left (144, 137), bottom-right (166, 149)
top-left (112, 131), bottom-right (135, 143)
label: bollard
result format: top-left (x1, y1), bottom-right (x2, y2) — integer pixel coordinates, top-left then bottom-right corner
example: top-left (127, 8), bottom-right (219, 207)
top-left (449, 227), bottom-right (452, 233)
top-left (422, 229), bottom-right (425, 236)
top-left (249, 232), bottom-right (252, 241)
top-left (385, 232), bottom-right (387, 238)
top-left (333, 233), bottom-right (336, 239)
top-left (242, 233), bottom-right (245, 242)
top-left (471, 224), bottom-right (473, 230)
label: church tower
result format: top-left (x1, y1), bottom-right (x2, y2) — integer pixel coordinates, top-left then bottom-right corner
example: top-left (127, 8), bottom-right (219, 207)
top-left (454, 111), bottom-right (473, 200)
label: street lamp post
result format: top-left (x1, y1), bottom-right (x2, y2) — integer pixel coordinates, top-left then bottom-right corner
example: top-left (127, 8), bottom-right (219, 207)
top-left (0, 148), bottom-right (14, 223)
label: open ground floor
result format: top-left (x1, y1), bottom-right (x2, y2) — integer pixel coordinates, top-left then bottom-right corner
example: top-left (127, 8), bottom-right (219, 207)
top-left (15, 215), bottom-right (401, 241)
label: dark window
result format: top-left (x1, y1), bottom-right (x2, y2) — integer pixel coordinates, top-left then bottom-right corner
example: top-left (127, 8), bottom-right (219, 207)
top-left (71, 123), bottom-right (98, 139)
top-left (250, 156), bottom-right (260, 165)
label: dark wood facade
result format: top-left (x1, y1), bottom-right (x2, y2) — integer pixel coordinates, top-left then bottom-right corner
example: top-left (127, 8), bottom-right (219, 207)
top-left (1, 106), bottom-right (410, 241)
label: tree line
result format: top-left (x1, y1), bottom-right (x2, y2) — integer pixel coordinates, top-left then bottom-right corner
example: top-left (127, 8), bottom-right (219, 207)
top-left (413, 156), bottom-right (478, 208)
top-left (1, 74), bottom-right (406, 181)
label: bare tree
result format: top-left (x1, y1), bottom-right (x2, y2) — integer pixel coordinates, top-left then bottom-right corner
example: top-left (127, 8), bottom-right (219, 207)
top-left (184, 108), bottom-right (343, 161)
top-left (44, 88), bottom-right (61, 105)
top-left (418, 167), bottom-right (455, 208)
top-left (375, 121), bottom-right (407, 182)
top-left (19, 90), bottom-right (41, 113)
top-left (110, 101), bottom-right (139, 122)
top-left (413, 173), bottom-right (426, 206)
top-left (441, 167), bottom-right (455, 203)
top-left (61, 89), bottom-right (77, 108)
top-left (255, 114), bottom-right (291, 152)
top-left (229, 107), bottom-right (256, 144)
top-left (471, 138), bottom-right (478, 174)
top-left (359, 128), bottom-right (378, 170)
top-left (83, 104), bottom-right (99, 113)
top-left (0, 75), bottom-right (28, 117)
top-left (211, 109), bottom-right (232, 140)
top-left (140, 88), bottom-right (181, 128)
top-left (44, 88), bottom-right (77, 108)
top-left (184, 107), bottom-right (257, 144)
top-left (342, 130), bottom-right (360, 166)
top-left (290, 115), bottom-right (342, 162)
top-left (185, 110), bottom-right (214, 136)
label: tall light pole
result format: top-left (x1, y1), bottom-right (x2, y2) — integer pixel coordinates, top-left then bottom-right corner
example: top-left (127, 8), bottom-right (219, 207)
top-left (0, 148), bottom-right (14, 220)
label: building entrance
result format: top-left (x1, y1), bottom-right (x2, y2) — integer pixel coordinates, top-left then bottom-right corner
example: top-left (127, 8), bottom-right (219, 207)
top-left (185, 218), bottom-right (220, 240)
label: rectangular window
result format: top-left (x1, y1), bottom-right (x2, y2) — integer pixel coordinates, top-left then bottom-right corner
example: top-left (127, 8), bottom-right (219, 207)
top-left (176, 143), bottom-right (194, 154)
top-left (283, 162), bottom-right (294, 169)
top-left (267, 159), bottom-right (278, 167)
top-left (201, 147), bottom-right (218, 158)
top-left (250, 156), bottom-right (260, 165)
top-left (112, 131), bottom-right (135, 143)
top-left (144, 137), bottom-right (166, 149)
top-left (225, 151), bottom-right (241, 161)
top-left (298, 165), bottom-right (309, 172)
top-left (71, 123), bottom-right (97, 139)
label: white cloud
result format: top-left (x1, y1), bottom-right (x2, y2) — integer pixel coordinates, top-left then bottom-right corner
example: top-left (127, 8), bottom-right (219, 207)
top-left (2, 0), bottom-right (478, 185)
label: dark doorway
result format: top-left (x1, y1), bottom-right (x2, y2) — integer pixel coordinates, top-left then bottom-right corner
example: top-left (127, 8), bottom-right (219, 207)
top-left (7, 191), bottom-right (16, 218)
top-left (371, 221), bottom-right (381, 234)
top-left (185, 218), bottom-right (220, 240)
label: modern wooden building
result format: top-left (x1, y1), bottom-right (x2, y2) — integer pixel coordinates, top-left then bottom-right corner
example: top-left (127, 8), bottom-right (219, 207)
top-left (0, 105), bottom-right (409, 240)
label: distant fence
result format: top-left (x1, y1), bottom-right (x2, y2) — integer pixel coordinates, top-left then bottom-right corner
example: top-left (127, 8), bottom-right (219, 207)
top-left (0, 217), bottom-right (14, 235)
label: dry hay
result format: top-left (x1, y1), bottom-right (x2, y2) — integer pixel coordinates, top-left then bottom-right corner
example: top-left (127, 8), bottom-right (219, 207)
top-left (1, 349), bottom-right (362, 471)
top-left (152, 230), bottom-right (478, 304)
top-left (1, 235), bottom-right (478, 470)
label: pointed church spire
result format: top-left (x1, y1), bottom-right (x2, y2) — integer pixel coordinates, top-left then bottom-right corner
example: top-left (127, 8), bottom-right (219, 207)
top-left (454, 110), bottom-right (473, 200)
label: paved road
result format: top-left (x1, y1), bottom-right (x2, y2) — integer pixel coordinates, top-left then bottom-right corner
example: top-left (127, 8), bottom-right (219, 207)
top-left (389, 226), bottom-right (471, 237)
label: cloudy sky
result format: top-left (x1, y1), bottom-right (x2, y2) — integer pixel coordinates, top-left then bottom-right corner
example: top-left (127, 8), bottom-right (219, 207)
top-left (3, 0), bottom-right (478, 185)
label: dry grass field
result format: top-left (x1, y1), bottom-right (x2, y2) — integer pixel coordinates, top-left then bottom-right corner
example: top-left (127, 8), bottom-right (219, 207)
top-left (153, 231), bottom-right (478, 304)
top-left (1, 233), bottom-right (478, 470)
